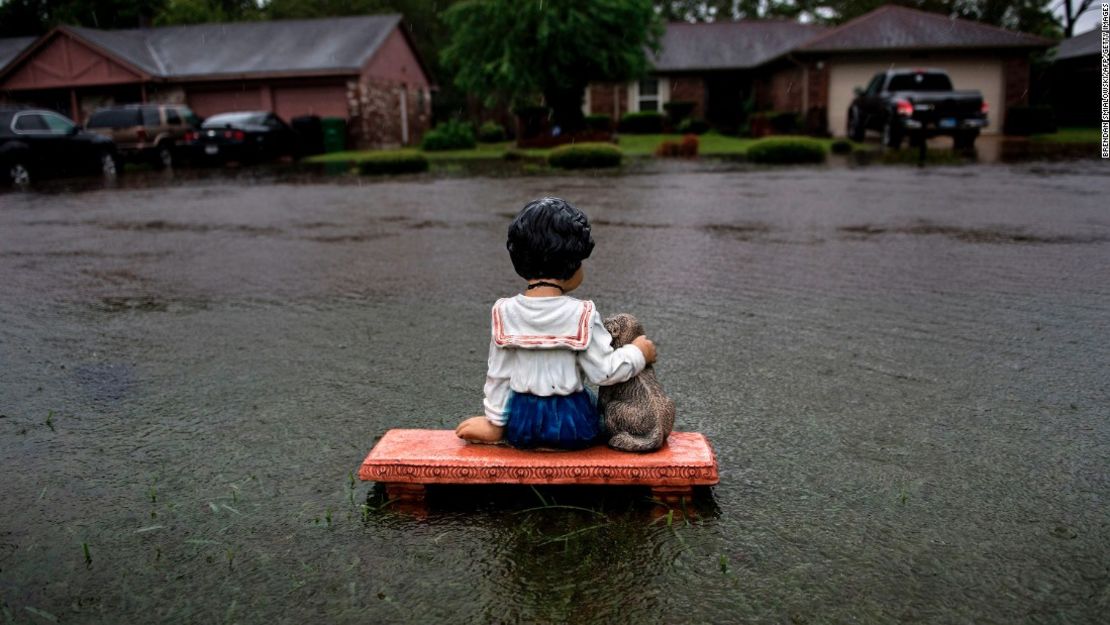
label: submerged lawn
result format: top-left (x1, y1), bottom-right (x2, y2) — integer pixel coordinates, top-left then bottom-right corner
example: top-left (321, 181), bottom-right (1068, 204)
top-left (1030, 127), bottom-right (1101, 144)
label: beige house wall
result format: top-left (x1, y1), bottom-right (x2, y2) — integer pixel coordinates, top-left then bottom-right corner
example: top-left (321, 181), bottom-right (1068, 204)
top-left (826, 54), bottom-right (1004, 136)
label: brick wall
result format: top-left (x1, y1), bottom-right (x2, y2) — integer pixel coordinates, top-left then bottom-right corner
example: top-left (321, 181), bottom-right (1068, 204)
top-left (769, 66), bottom-right (805, 112)
top-left (347, 78), bottom-right (431, 148)
top-left (1003, 55), bottom-right (1031, 107)
top-left (668, 76), bottom-right (706, 119)
top-left (588, 83), bottom-right (628, 119)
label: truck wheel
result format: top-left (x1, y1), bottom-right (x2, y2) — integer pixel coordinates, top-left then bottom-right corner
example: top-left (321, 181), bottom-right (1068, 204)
top-left (153, 142), bottom-right (174, 169)
top-left (99, 152), bottom-right (119, 180)
top-left (847, 109), bottom-right (865, 142)
top-left (882, 120), bottom-right (902, 149)
top-left (953, 130), bottom-right (979, 150)
top-left (6, 161), bottom-right (31, 188)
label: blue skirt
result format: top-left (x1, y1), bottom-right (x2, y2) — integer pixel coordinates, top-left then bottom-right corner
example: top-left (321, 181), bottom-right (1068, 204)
top-left (504, 390), bottom-right (601, 450)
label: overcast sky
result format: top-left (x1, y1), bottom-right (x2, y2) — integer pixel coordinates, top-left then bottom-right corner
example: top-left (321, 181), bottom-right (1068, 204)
top-left (1060, 2), bottom-right (1104, 34)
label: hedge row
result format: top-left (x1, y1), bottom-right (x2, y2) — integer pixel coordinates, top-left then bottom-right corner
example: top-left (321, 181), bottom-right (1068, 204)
top-left (548, 143), bottom-right (622, 169)
top-left (618, 111), bottom-right (664, 134)
top-left (746, 137), bottom-right (827, 164)
top-left (477, 121), bottom-right (506, 143)
top-left (357, 151), bottom-right (429, 175)
top-left (421, 119), bottom-right (476, 151)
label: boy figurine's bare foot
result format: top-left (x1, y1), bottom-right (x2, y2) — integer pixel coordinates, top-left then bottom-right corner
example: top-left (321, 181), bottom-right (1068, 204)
top-left (455, 416), bottom-right (505, 443)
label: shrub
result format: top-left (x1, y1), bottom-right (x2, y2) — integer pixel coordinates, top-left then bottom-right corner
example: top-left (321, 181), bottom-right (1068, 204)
top-left (548, 142), bottom-right (622, 169)
top-left (677, 118), bottom-right (710, 135)
top-left (477, 121), bottom-right (506, 143)
top-left (1004, 106), bottom-right (1057, 136)
top-left (655, 134), bottom-right (699, 157)
top-left (770, 111), bottom-right (803, 134)
top-left (746, 136), bottom-right (826, 164)
top-left (503, 148), bottom-right (525, 161)
top-left (421, 120), bottom-right (476, 151)
top-left (357, 151), bottom-right (429, 175)
top-left (585, 114), bottom-right (613, 132)
top-left (618, 111), bottom-right (664, 134)
top-left (830, 139), bottom-right (853, 155)
top-left (663, 100), bottom-right (696, 123)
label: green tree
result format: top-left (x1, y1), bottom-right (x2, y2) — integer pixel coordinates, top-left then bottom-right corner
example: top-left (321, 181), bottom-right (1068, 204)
top-left (653, 1), bottom-right (1060, 36)
top-left (442, 0), bottom-right (662, 133)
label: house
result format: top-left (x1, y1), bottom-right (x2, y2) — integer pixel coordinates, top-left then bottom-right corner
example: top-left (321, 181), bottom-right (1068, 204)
top-left (0, 15), bottom-right (432, 148)
top-left (587, 5), bottom-right (1053, 136)
top-left (1049, 29), bottom-right (1101, 126)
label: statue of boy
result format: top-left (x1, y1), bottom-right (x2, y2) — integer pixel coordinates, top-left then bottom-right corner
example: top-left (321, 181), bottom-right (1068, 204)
top-left (456, 197), bottom-right (657, 449)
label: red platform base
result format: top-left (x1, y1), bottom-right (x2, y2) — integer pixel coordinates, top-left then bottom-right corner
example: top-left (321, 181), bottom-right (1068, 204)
top-left (359, 429), bottom-right (719, 504)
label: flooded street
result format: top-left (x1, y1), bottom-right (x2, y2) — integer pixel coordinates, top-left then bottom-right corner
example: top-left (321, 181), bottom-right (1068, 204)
top-left (1, 161), bottom-right (1108, 624)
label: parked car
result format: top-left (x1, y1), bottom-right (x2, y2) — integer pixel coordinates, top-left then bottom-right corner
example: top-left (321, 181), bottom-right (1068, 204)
top-left (85, 103), bottom-right (200, 169)
top-left (847, 69), bottom-right (988, 149)
top-left (183, 111), bottom-right (299, 163)
top-left (1, 107), bottom-right (118, 188)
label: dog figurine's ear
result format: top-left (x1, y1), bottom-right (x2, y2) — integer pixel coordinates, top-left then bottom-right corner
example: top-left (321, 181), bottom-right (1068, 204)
top-left (603, 313), bottom-right (644, 348)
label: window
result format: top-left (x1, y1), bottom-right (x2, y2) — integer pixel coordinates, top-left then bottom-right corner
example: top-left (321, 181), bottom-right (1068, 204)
top-left (637, 78), bottom-right (660, 112)
top-left (86, 109), bottom-right (141, 128)
top-left (166, 109), bottom-right (181, 125)
top-left (180, 108), bottom-right (200, 128)
top-left (13, 114), bottom-right (48, 132)
top-left (142, 108), bottom-right (161, 126)
top-left (416, 89), bottom-right (425, 115)
top-left (41, 113), bottom-right (76, 134)
top-left (887, 72), bottom-right (954, 92)
top-left (864, 74), bottom-right (884, 97)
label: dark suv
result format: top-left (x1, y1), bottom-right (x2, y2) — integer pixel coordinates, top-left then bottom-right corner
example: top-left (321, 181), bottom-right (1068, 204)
top-left (0, 108), bottom-right (118, 188)
top-left (86, 104), bottom-right (199, 168)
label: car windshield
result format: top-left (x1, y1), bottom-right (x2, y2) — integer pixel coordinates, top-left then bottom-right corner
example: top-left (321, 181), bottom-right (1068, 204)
top-left (87, 109), bottom-right (142, 128)
top-left (202, 113), bottom-right (266, 128)
top-left (887, 72), bottom-right (953, 92)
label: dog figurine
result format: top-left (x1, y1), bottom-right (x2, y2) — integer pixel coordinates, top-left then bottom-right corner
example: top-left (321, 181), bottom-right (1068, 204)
top-left (598, 313), bottom-right (675, 452)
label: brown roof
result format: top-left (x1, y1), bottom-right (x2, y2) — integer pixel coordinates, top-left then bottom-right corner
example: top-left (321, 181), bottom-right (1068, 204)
top-left (652, 20), bottom-right (827, 71)
top-left (0, 37), bottom-right (35, 72)
top-left (800, 5), bottom-right (1053, 52)
top-left (1, 15), bottom-right (412, 83)
top-left (1055, 28), bottom-right (1100, 60)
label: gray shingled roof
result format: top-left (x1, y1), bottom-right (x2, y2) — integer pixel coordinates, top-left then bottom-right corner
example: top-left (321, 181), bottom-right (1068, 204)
top-left (1055, 28), bottom-right (1101, 60)
top-left (68, 14), bottom-right (401, 78)
top-left (800, 5), bottom-right (1052, 52)
top-left (653, 20), bottom-right (827, 70)
top-left (0, 37), bottom-right (36, 72)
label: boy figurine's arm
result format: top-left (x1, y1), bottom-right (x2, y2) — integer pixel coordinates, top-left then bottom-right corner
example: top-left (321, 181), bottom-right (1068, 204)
top-left (482, 339), bottom-right (512, 426)
top-left (456, 339), bottom-right (510, 442)
top-left (579, 311), bottom-right (652, 386)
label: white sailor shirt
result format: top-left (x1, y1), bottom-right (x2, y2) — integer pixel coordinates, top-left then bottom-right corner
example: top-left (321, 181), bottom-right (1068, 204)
top-left (482, 294), bottom-right (646, 426)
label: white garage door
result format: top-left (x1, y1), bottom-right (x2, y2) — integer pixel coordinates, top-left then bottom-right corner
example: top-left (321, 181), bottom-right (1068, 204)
top-left (827, 56), bottom-right (1004, 136)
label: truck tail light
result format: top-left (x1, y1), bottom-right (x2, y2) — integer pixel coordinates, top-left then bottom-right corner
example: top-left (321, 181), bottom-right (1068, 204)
top-left (183, 131), bottom-right (197, 142)
top-left (894, 99), bottom-right (914, 117)
top-left (981, 101), bottom-right (989, 114)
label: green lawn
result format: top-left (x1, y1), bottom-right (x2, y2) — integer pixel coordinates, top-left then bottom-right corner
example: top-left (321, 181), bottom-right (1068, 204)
top-left (303, 132), bottom-right (836, 165)
top-left (1030, 127), bottom-right (1101, 144)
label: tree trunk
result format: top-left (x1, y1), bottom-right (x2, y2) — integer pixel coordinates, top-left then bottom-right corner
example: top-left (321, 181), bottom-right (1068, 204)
top-left (544, 87), bottom-right (587, 135)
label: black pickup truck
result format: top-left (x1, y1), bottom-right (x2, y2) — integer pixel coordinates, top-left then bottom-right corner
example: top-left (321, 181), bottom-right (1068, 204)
top-left (846, 69), bottom-right (988, 149)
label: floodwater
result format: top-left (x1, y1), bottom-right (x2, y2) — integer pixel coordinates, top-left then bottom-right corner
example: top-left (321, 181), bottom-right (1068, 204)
top-left (1, 161), bottom-right (1108, 624)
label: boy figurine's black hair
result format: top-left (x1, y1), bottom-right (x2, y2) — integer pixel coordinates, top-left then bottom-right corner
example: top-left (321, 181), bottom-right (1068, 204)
top-left (507, 197), bottom-right (595, 280)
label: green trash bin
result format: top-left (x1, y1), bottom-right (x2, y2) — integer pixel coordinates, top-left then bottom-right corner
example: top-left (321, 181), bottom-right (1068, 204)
top-left (321, 117), bottom-right (347, 153)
